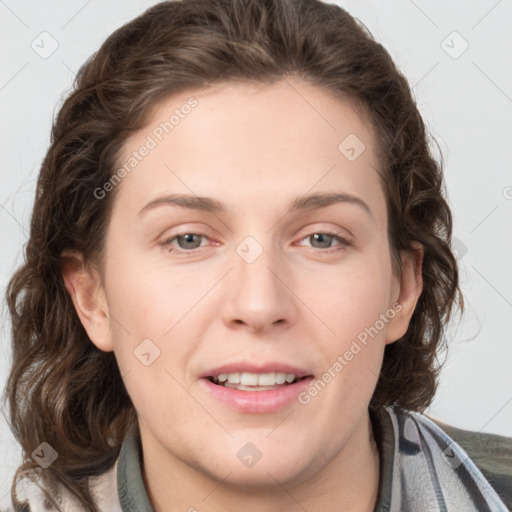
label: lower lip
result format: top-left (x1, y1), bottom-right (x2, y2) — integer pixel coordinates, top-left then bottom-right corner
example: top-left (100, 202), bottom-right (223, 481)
top-left (199, 377), bottom-right (314, 413)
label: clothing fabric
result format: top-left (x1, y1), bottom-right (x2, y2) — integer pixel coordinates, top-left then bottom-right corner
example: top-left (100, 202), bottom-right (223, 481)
top-left (11, 406), bottom-right (512, 511)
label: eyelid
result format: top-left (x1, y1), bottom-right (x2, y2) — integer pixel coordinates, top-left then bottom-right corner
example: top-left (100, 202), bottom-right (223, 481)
top-left (295, 223), bottom-right (354, 243)
top-left (157, 223), bottom-right (214, 243)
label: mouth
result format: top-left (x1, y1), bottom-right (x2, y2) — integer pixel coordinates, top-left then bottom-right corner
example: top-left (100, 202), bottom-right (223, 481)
top-left (201, 370), bottom-right (314, 413)
top-left (206, 371), bottom-right (311, 392)
top-left (199, 363), bottom-right (315, 412)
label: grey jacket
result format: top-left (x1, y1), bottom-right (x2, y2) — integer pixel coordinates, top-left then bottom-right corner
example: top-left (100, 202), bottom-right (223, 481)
top-left (9, 406), bottom-right (512, 511)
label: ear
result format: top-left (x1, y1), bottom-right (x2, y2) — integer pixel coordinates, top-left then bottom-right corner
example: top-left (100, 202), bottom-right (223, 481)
top-left (385, 241), bottom-right (424, 344)
top-left (61, 250), bottom-right (114, 352)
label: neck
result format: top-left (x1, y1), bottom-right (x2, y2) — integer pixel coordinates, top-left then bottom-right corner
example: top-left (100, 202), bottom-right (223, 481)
top-left (142, 412), bottom-right (380, 512)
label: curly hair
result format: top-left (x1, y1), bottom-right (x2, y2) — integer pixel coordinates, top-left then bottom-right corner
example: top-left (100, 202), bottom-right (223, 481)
top-left (3, 0), bottom-right (463, 510)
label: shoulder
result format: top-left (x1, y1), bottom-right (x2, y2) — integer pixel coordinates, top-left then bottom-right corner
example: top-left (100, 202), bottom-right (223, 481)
top-left (428, 416), bottom-right (512, 511)
top-left (87, 459), bottom-right (123, 511)
top-left (374, 406), bottom-right (511, 511)
top-left (6, 461), bottom-right (121, 512)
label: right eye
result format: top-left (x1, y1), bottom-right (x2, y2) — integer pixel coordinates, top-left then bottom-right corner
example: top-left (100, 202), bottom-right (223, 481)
top-left (161, 232), bottom-right (212, 254)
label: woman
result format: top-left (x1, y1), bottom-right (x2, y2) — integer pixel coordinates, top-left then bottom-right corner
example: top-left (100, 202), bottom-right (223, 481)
top-left (4, 0), bottom-right (512, 510)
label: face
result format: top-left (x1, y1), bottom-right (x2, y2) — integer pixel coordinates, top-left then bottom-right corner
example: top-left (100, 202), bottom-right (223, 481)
top-left (66, 79), bottom-right (422, 493)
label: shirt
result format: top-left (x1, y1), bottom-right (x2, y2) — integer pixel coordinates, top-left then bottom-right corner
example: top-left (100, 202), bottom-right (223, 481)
top-left (11, 406), bottom-right (512, 511)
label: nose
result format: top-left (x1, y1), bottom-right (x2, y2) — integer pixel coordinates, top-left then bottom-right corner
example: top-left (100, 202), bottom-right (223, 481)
top-left (220, 239), bottom-right (297, 335)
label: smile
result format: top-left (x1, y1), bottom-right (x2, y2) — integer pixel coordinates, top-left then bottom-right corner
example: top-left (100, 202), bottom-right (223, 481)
top-left (201, 370), bottom-right (314, 413)
top-left (208, 371), bottom-right (302, 391)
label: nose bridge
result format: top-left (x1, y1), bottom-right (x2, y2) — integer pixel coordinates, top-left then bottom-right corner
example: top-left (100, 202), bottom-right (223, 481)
top-left (222, 233), bottom-right (296, 331)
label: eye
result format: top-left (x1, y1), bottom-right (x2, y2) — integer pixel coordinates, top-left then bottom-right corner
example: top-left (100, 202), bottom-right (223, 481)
top-left (160, 231), bottom-right (350, 255)
top-left (297, 232), bottom-right (351, 251)
top-left (161, 233), bottom-right (210, 253)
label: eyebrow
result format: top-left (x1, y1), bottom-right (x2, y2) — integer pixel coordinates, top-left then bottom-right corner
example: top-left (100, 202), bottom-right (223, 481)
top-left (138, 192), bottom-right (373, 218)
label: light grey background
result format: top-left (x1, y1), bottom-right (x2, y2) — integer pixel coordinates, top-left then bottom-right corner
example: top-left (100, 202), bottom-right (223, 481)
top-left (1, 0), bottom-right (511, 507)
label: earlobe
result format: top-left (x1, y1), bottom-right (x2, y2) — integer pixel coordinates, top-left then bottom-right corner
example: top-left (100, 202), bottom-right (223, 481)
top-left (385, 242), bottom-right (424, 344)
top-left (61, 250), bottom-right (114, 352)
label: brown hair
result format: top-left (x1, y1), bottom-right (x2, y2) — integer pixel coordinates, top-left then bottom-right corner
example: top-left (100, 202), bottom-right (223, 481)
top-left (3, 0), bottom-right (462, 509)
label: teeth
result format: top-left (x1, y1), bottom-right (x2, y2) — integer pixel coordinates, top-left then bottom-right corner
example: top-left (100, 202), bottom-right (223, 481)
top-left (213, 372), bottom-right (297, 386)
top-left (257, 373), bottom-right (276, 386)
top-left (240, 372), bottom-right (259, 386)
top-left (275, 373), bottom-right (286, 384)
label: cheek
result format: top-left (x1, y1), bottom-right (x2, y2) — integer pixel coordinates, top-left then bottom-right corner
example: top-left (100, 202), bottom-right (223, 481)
top-left (105, 249), bottom-right (207, 336)
top-left (104, 254), bottom-right (213, 385)
top-left (303, 257), bottom-right (394, 342)
top-left (304, 269), bottom-right (391, 405)
top-left (106, 266), bottom-right (196, 422)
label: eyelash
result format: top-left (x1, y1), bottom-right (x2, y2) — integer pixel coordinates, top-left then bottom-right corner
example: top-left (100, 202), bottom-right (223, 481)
top-left (160, 231), bottom-right (351, 255)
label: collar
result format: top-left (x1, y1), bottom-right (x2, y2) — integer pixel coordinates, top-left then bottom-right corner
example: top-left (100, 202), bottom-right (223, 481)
top-left (117, 423), bottom-right (154, 512)
top-left (115, 407), bottom-right (507, 511)
top-left (371, 406), bottom-right (508, 511)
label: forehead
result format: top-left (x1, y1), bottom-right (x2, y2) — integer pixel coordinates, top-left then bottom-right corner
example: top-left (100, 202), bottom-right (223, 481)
top-left (113, 79), bottom-right (385, 225)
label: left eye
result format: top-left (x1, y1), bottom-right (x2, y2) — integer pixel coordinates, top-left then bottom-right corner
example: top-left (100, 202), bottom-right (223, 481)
top-left (298, 232), bottom-right (349, 250)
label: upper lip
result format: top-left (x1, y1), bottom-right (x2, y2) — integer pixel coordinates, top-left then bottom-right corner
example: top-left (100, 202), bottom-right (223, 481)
top-left (200, 362), bottom-right (313, 379)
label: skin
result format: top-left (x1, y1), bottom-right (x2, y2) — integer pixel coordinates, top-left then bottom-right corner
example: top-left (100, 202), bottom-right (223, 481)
top-left (63, 79), bottom-right (423, 511)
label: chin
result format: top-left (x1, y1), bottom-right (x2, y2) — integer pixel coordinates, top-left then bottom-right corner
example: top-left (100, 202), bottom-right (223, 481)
top-left (217, 463), bottom-right (310, 491)
top-left (195, 444), bottom-right (319, 491)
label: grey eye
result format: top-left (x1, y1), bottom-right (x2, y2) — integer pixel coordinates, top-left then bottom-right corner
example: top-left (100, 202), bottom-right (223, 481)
top-left (308, 233), bottom-right (336, 249)
top-left (176, 233), bottom-right (204, 250)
